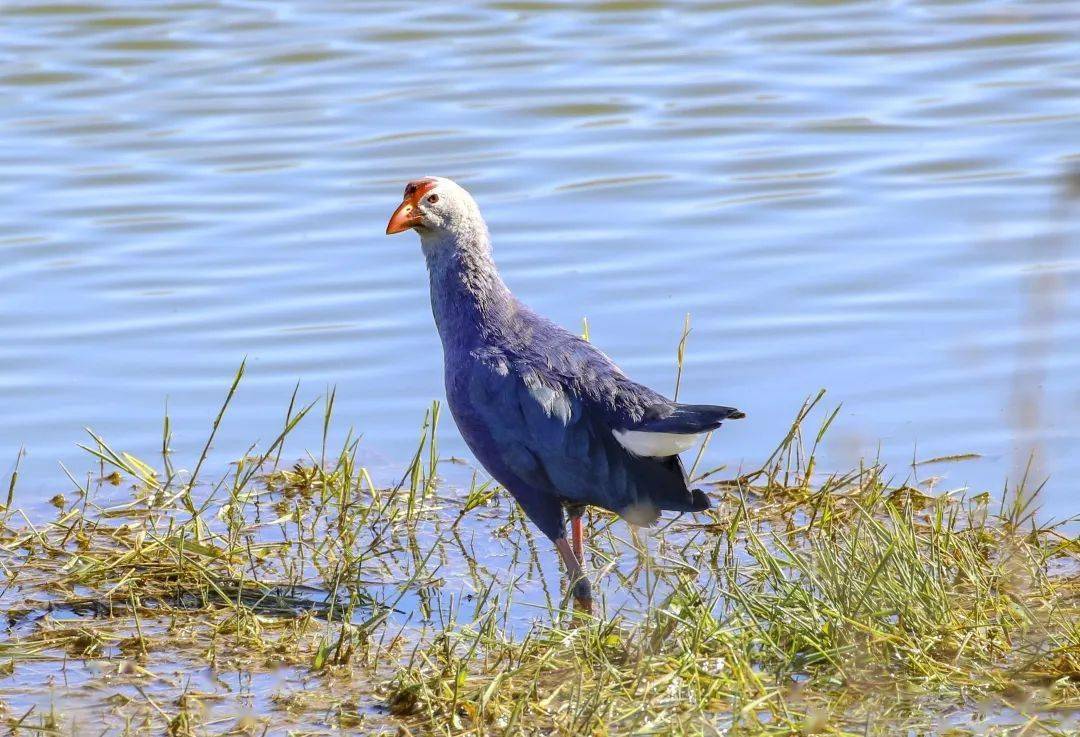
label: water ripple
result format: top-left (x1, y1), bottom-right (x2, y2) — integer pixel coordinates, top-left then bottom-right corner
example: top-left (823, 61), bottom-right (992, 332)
top-left (0, 0), bottom-right (1076, 519)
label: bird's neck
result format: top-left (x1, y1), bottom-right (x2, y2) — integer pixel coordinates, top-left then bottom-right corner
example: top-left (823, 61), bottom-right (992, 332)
top-left (420, 227), bottom-right (514, 353)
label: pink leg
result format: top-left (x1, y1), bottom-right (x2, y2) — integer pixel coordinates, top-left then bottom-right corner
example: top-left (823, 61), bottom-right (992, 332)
top-left (555, 537), bottom-right (592, 609)
top-left (571, 514), bottom-right (585, 563)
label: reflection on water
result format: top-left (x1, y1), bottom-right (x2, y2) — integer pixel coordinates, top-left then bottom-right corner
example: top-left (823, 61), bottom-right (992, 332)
top-left (1007, 178), bottom-right (1076, 486)
top-left (0, 0), bottom-right (1077, 519)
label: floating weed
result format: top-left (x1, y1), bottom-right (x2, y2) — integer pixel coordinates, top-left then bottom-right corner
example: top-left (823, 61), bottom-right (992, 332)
top-left (0, 375), bottom-right (1075, 735)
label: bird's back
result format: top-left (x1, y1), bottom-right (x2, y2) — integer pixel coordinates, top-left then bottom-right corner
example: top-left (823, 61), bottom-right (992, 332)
top-left (442, 300), bottom-right (732, 537)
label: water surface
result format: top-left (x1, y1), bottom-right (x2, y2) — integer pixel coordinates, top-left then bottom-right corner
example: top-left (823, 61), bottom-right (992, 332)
top-left (1, 0), bottom-right (1078, 516)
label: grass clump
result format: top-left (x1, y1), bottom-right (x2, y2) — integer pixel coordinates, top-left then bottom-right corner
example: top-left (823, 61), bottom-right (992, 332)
top-left (0, 376), bottom-right (1076, 736)
top-left (386, 394), bottom-right (1080, 736)
top-left (0, 366), bottom-right (455, 733)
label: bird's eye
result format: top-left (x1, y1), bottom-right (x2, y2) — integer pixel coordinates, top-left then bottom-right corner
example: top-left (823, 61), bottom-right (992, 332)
top-left (427, 194), bottom-right (439, 204)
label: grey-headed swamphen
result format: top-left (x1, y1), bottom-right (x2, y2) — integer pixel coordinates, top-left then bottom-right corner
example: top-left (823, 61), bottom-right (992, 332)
top-left (386, 177), bottom-right (744, 609)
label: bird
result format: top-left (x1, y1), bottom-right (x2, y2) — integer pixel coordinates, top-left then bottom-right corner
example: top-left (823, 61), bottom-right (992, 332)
top-left (386, 177), bottom-right (744, 608)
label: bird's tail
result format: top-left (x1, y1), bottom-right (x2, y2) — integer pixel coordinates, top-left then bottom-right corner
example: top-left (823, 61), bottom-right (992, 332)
top-left (635, 403), bottom-right (745, 434)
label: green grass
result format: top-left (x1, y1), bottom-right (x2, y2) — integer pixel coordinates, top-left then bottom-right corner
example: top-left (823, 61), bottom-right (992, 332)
top-left (0, 372), bottom-right (1076, 736)
top-left (385, 393), bottom-right (1079, 736)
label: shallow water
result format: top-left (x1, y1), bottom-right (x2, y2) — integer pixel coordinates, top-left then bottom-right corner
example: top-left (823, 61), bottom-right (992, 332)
top-left (0, 450), bottom-right (1075, 735)
top-left (1, 0), bottom-right (1078, 520)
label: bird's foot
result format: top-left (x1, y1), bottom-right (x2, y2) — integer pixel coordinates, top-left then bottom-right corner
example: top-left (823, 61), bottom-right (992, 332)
top-left (571, 576), bottom-right (593, 612)
top-left (555, 536), bottom-right (593, 614)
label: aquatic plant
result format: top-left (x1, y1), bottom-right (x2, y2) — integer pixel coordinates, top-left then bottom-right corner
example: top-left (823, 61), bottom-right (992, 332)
top-left (0, 370), bottom-right (1075, 735)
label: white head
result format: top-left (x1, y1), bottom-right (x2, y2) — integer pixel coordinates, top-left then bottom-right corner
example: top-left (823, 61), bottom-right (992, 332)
top-left (385, 177), bottom-right (487, 248)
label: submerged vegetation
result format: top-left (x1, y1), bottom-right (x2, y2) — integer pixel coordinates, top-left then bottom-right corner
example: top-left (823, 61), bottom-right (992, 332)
top-left (0, 367), bottom-right (1077, 735)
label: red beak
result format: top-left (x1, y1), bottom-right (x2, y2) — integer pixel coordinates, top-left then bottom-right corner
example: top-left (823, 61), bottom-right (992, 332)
top-left (386, 178), bottom-right (438, 235)
top-left (386, 200), bottom-right (421, 234)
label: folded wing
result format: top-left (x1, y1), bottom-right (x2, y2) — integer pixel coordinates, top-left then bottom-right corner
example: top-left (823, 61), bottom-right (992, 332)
top-left (462, 356), bottom-right (705, 522)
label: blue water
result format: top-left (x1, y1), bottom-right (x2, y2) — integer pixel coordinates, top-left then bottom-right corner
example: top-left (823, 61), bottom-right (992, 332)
top-left (1, 0), bottom-right (1078, 518)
